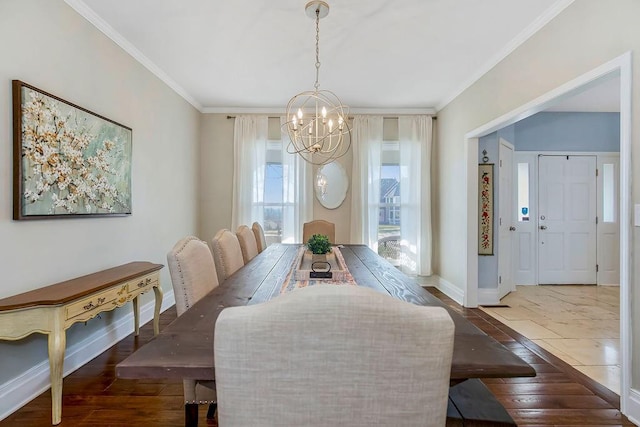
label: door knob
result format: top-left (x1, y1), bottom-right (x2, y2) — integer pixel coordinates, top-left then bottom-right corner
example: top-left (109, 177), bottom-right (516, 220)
top-left (540, 225), bottom-right (547, 230)
top-left (509, 226), bottom-right (516, 231)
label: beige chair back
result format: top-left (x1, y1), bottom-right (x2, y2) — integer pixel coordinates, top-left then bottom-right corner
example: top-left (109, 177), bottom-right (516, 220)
top-left (302, 219), bottom-right (335, 243)
top-left (211, 229), bottom-right (245, 283)
top-left (236, 225), bottom-right (259, 264)
top-left (167, 236), bottom-right (218, 407)
top-left (214, 285), bottom-right (455, 427)
top-left (252, 222), bottom-right (267, 253)
top-left (167, 236), bottom-right (219, 316)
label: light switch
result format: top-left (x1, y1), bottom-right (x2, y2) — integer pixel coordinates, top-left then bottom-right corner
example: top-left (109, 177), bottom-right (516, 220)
top-left (635, 204), bottom-right (640, 227)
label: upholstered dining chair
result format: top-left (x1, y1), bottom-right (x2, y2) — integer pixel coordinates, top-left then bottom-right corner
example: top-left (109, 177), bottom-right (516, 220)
top-left (167, 236), bottom-right (219, 427)
top-left (236, 225), bottom-right (259, 264)
top-left (214, 285), bottom-right (455, 427)
top-left (252, 221), bottom-right (267, 253)
top-left (302, 219), bottom-right (336, 243)
top-left (210, 229), bottom-right (245, 284)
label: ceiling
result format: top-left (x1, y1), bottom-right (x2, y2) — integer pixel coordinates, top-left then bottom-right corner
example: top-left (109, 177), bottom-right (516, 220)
top-left (69, 0), bottom-right (576, 113)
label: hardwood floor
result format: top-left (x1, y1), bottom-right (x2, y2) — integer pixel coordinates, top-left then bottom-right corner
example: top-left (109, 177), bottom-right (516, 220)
top-left (1, 289), bottom-right (635, 426)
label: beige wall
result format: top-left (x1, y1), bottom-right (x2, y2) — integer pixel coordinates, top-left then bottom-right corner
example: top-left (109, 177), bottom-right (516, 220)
top-left (198, 114), bottom-right (353, 243)
top-left (0, 0), bottom-right (200, 385)
top-left (435, 0), bottom-right (640, 388)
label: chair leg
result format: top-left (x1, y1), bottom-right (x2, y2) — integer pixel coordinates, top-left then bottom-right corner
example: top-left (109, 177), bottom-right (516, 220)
top-left (206, 402), bottom-right (217, 420)
top-left (185, 403), bottom-right (199, 427)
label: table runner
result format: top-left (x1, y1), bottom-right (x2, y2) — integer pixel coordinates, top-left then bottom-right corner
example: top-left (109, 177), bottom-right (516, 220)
top-left (280, 246), bottom-right (357, 294)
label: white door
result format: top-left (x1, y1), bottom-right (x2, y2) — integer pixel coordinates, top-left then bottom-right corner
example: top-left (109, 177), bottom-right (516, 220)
top-left (498, 140), bottom-right (515, 298)
top-left (538, 155), bottom-right (597, 284)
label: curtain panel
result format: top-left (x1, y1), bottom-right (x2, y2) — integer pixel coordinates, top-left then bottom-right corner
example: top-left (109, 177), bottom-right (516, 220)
top-left (280, 117), bottom-right (312, 243)
top-left (398, 116), bottom-right (433, 276)
top-left (350, 116), bottom-right (383, 248)
top-left (231, 115), bottom-right (268, 232)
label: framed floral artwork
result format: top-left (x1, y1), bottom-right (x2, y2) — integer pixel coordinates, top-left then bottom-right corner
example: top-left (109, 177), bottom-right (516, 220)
top-left (478, 163), bottom-right (494, 255)
top-left (13, 80), bottom-right (132, 220)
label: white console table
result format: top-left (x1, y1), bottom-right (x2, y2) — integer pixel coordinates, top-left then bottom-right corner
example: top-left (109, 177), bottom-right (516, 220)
top-left (0, 262), bottom-right (164, 425)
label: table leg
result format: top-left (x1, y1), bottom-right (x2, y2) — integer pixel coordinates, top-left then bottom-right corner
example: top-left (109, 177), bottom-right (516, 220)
top-left (48, 330), bottom-right (66, 425)
top-left (132, 296), bottom-right (140, 336)
top-left (153, 285), bottom-right (163, 335)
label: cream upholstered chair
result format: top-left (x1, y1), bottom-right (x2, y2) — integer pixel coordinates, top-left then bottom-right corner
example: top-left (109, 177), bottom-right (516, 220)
top-left (167, 236), bottom-right (219, 426)
top-left (210, 229), bottom-right (245, 283)
top-left (214, 285), bottom-right (455, 427)
top-left (252, 221), bottom-right (267, 253)
top-left (302, 219), bottom-right (336, 243)
top-left (236, 225), bottom-right (259, 264)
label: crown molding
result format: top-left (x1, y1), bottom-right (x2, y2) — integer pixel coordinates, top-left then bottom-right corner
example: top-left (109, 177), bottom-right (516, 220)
top-left (63, 0), bottom-right (204, 112)
top-left (436, 0), bottom-right (575, 112)
top-left (202, 107), bottom-right (437, 115)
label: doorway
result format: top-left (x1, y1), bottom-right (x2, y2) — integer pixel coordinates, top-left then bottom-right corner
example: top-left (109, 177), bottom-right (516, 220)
top-left (465, 53), bottom-right (631, 413)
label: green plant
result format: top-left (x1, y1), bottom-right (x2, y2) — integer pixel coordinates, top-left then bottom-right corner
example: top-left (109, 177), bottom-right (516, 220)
top-left (307, 234), bottom-right (332, 255)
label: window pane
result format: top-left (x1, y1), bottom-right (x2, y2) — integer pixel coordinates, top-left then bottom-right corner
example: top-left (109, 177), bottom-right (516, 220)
top-left (378, 164), bottom-right (400, 264)
top-left (517, 162), bottom-right (530, 222)
top-left (263, 206), bottom-right (282, 244)
top-left (264, 163), bottom-right (283, 204)
top-left (603, 163), bottom-right (615, 223)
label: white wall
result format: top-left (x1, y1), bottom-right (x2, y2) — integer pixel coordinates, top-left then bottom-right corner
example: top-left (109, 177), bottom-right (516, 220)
top-left (435, 0), bottom-right (640, 402)
top-left (0, 0), bottom-right (199, 391)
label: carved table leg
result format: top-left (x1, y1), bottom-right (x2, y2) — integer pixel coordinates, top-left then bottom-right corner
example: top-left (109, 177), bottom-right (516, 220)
top-left (153, 285), bottom-right (163, 335)
top-left (48, 330), bottom-right (66, 425)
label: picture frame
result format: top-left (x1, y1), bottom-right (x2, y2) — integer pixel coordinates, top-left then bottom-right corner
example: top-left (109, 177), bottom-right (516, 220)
top-left (478, 163), bottom-right (494, 255)
top-left (13, 80), bottom-right (132, 220)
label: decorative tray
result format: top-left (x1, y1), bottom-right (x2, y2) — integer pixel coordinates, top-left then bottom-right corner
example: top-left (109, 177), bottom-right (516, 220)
top-left (293, 246), bottom-right (348, 281)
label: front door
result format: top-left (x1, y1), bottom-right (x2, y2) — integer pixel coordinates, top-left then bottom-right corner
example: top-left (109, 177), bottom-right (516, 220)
top-left (538, 155), bottom-right (597, 284)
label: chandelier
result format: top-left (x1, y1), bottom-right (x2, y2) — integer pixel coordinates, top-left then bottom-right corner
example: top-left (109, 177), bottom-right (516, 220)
top-left (283, 1), bottom-right (351, 165)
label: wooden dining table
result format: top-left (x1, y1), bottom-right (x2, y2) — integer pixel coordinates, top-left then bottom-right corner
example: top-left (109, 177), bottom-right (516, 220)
top-left (117, 244), bottom-right (535, 384)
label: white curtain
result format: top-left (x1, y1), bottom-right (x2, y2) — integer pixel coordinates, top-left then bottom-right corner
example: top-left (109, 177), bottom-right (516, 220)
top-left (231, 115), bottom-right (268, 232)
top-left (280, 117), bottom-right (312, 243)
top-left (398, 116), bottom-right (433, 275)
top-left (350, 115), bottom-right (383, 248)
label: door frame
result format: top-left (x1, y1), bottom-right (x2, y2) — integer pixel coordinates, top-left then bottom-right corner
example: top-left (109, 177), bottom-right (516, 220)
top-left (463, 52), bottom-right (631, 413)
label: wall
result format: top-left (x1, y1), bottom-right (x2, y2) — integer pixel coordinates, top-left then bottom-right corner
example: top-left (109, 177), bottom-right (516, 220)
top-left (435, 0), bottom-right (640, 405)
top-left (514, 112), bottom-right (620, 151)
top-left (0, 0), bottom-right (200, 404)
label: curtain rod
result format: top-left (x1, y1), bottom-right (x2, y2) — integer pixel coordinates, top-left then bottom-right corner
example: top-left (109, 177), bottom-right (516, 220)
top-left (226, 115), bottom-right (437, 120)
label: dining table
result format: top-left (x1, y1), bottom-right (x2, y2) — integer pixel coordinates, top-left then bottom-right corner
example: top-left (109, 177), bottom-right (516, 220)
top-left (116, 244), bottom-right (535, 384)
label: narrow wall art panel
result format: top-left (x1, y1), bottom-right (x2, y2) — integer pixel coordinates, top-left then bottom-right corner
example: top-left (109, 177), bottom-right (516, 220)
top-left (478, 163), bottom-right (494, 255)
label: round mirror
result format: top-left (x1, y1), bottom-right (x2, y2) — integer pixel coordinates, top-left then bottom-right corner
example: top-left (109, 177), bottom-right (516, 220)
top-left (315, 162), bottom-right (348, 209)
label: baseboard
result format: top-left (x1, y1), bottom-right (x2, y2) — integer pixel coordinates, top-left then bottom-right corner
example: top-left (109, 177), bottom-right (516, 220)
top-left (477, 287), bottom-right (500, 306)
top-left (626, 388), bottom-right (640, 425)
top-left (0, 290), bottom-right (175, 421)
top-left (433, 275), bottom-right (465, 305)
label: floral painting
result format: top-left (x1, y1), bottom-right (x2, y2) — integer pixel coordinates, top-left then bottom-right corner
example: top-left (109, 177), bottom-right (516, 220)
top-left (478, 163), bottom-right (494, 255)
top-left (13, 81), bottom-right (132, 219)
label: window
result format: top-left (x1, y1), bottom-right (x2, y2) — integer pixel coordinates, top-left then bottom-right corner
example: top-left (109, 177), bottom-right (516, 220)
top-left (517, 162), bottom-right (530, 222)
top-left (263, 161), bottom-right (284, 243)
top-left (378, 142), bottom-right (401, 264)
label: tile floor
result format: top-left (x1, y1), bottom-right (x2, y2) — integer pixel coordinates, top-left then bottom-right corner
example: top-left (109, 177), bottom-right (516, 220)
top-left (480, 285), bottom-right (620, 394)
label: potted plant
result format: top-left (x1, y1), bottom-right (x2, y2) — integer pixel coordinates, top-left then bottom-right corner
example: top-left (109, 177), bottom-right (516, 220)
top-left (307, 233), bottom-right (332, 262)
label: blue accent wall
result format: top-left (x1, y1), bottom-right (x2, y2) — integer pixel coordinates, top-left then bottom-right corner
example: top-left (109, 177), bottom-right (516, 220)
top-left (513, 112), bottom-right (620, 152)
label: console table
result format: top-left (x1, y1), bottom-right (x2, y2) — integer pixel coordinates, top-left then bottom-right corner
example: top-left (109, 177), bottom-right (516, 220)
top-left (0, 261), bottom-right (164, 425)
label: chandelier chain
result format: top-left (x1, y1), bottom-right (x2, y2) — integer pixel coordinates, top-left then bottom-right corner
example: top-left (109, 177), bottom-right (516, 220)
top-left (314, 8), bottom-right (320, 91)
